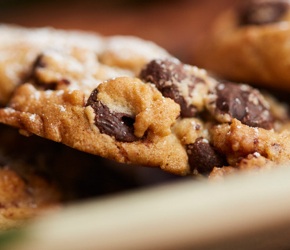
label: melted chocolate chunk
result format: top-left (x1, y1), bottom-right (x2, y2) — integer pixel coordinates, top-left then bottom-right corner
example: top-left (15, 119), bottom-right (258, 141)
top-left (215, 82), bottom-right (273, 129)
top-left (140, 59), bottom-right (201, 117)
top-left (187, 138), bottom-right (226, 175)
top-left (240, 0), bottom-right (289, 25)
top-left (86, 89), bottom-right (138, 142)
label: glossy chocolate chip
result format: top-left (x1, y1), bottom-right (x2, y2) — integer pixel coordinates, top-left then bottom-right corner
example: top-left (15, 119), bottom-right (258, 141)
top-left (140, 59), bottom-right (202, 117)
top-left (86, 89), bottom-right (139, 142)
top-left (240, 0), bottom-right (289, 25)
top-left (215, 82), bottom-right (273, 129)
top-left (187, 137), bottom-right (226, 175)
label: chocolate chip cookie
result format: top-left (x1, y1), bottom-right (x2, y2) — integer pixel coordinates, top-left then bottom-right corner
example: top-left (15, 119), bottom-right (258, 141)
top-left (1, 31), bottom-right (290, 178)
top-left (0, 24), bottom-right (169, 106)
top-left (192, 0), bottom-right (290, 91)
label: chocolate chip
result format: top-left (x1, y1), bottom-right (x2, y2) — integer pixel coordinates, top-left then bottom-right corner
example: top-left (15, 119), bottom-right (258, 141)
top-left (140, 59), bottom-right (202, 117)
top-left (86, 89), bottom-right (139, 142)
top-left (239, 0), bottom-right (289, 25)
top-left (187, 137), bottom-right (226, 175)
top-left (214, 82), bottom-right (273, 129)
top-left (34, 54), bottom-right (47, 68)
top-left (27, 54), bottom-right (71, 90)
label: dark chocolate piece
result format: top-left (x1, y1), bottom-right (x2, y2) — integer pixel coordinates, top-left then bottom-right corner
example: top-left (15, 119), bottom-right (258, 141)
top-left (187, 137), bottom-right (226, 175)
top-left (140, 59), bottom-right (203, 117)
top-left (213, 82), bottom-right (273, 129)
top-left (86, 89), bottom-right (138, 142)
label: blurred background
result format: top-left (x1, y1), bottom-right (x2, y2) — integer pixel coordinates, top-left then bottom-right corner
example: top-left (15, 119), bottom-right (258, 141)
top-left (0, 0), bottom-right (235, 63)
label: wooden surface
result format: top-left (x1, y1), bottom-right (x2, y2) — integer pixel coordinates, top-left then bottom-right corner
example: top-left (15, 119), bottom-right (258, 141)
top-left (0, 0), bottom-right (235, 63)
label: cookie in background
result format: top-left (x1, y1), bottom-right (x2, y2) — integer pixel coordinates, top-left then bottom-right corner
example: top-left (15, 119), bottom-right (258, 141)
top-left (0, 122), bottom-right (181, 230)
top-left (191, 0), bottom-right (290, 92)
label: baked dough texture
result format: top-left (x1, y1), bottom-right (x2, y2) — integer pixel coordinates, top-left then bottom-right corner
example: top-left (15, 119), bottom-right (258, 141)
top-left (192, 0), bottom-right (290, 91)
top-left (0, 25), bottom-right (181, 229)
top-left (1, 24), bottom-right (290, 180)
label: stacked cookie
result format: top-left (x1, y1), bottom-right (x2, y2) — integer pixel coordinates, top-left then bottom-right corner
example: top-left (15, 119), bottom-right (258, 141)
top-left (0, 24), bottom-right (171, 229)
top-left (1, 23), bottom-right (290, 228)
